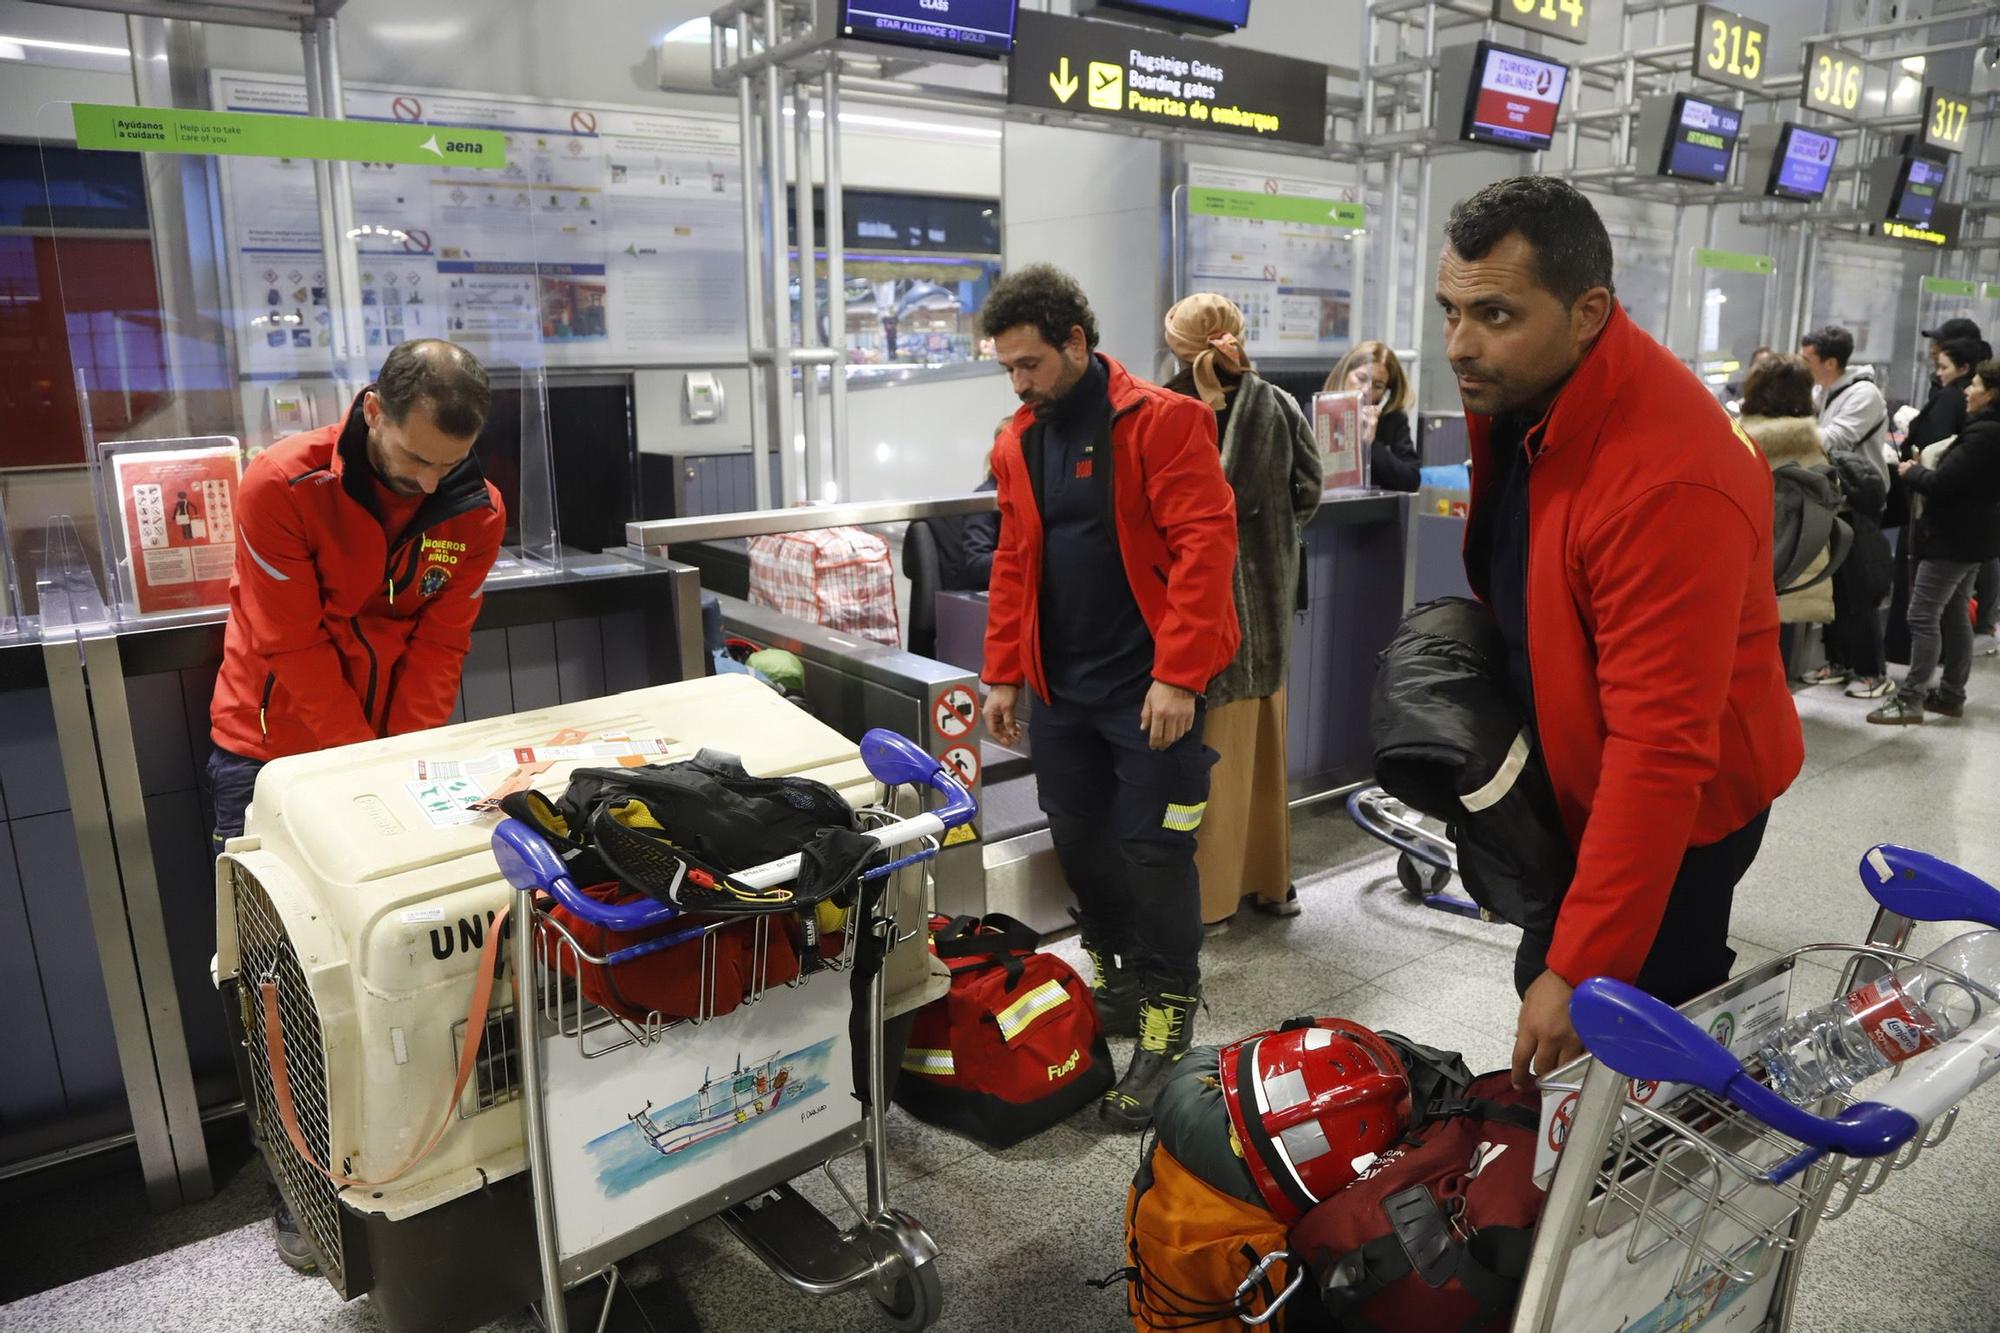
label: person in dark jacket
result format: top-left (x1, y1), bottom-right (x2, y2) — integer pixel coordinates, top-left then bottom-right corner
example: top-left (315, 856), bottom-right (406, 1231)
top-left (1885, 338), bottom-right (1984, 664)
top-left (1327, 340), bottom-right (1419, 491)
top-left (1869, 360), bottom-right (2000, 724)
top-left (1164, 293), bottom-right (1322, 931)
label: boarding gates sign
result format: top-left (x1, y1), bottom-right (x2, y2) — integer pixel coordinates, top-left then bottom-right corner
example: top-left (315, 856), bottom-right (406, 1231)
top-left (1009, 10), bottom-right (1328, 147)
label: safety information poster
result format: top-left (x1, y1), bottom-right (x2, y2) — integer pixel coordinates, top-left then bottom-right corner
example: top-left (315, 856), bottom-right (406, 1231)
top-left (212, 73), bottom-right (747, 377)
top-left (1182, 164), bottom-right (1361, 362)
top-left (110, 445), bottom-right (242, 616)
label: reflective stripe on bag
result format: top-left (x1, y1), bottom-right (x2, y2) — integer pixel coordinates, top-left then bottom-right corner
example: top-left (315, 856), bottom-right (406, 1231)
top-left (901, 1047), bottom-right (957, 1078)
top-left (994, 978), bottom-right (1071, 1043)
top-left (1163, 801), bottom-right (1207, 832)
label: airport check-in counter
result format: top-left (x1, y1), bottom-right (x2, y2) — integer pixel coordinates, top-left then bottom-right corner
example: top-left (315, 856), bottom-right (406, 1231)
top-left (927, 486), bottom-right (1415, 932)
top-left (0, 548), bottom-right (706, 1207)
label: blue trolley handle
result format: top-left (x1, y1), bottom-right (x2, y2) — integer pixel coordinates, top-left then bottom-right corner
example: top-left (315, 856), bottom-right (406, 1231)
top-left (1568, 977), bottom-right (1921, 1185)
top-left (1344, 789), bottom-right (1453, 870)
top-left (490, 727), bottom-right (979, 934)
top-left (1858, 844), bottom-right (2000, 930)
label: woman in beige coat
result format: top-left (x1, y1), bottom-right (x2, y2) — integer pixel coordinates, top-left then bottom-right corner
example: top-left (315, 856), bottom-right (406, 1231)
top-left (1738, 353), bottom-right (1836, 625)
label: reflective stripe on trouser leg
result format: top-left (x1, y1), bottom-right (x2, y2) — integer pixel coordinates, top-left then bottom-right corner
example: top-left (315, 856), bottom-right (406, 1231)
top-left (1163, 801), bottom-right (1207, 832)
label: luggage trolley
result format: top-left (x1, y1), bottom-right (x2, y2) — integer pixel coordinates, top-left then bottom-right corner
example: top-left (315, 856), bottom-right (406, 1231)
top-left (1344, 786), bottom-right (1484, 919)
top-left (1230, 842), bottom-right (2000, 1331)
top-left (491, 728), bottom-right (977, 1332)
top-left (1509, 842), bottom-right (2000, 1333)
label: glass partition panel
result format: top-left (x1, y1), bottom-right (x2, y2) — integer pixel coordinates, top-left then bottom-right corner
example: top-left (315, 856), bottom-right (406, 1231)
top-left (1691, 249), bottom-right (1776, 403)
top-left (16, 95), bottom-right (559, 622)
top-left (1807, 240), bottom-right (1909, 386)
top-left (1907, 276), bottom-right (1999, 402)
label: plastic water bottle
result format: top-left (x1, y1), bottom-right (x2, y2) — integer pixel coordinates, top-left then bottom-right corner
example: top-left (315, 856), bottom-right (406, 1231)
top-left (1757, 929), bottom-right (2000, 1105)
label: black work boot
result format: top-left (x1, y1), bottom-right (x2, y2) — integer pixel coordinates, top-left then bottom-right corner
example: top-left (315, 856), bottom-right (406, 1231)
top-left (1100, 974), bottom-right (1200, 1131)
top-left (1082, 938), bottom-right (1142, 1038)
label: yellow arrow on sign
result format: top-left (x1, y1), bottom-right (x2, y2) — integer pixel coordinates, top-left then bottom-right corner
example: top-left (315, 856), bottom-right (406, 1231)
top-left (1049, 56), bottom-right (1080, 104)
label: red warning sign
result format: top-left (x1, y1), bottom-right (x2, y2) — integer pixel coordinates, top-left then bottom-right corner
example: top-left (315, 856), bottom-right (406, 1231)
top-left (391, 95), bottom-right (424, 122)
top-left (932, 685), bottom-right (980, 740)
top-left (940, 744), bottom-right (980, 788)
top-left (1629, 1079), bottom-right (1660, 1105)
top-left (1548, 1092), bottom-right (1578, 1152)
top-left (569, 109), bottom-right (599, 134)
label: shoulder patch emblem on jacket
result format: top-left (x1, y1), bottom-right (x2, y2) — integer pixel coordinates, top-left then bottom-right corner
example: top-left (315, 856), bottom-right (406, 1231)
top-left (419, 564), bottom-right (451, 596)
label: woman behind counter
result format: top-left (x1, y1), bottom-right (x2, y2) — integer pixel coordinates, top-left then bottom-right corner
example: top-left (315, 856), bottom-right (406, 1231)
top-left (1164, 294), bottom-right (1323, 930)
top-left (1327, 340), bottom-right (1420, 492)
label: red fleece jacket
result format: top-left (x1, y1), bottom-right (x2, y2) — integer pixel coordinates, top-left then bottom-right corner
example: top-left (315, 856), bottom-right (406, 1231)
top-left (1465, 303), bottom-right (1805, 985)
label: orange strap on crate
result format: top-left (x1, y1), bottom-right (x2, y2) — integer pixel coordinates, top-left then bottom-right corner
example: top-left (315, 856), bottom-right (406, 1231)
top-left (260, 902), bottom-right (511, 1189)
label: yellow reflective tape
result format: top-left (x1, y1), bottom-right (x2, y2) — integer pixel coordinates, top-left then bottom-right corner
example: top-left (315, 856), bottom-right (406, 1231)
top-left (900, 1047), bottom-right (956, 1077)
top-left (1163, 801), bottom-right (1207, 832)
top-left (994, 978), bottom-right (1071, 1043)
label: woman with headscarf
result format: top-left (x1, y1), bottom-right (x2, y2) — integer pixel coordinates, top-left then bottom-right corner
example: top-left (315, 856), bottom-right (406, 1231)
top-left (1164, 294), bottom-right (1324, 930)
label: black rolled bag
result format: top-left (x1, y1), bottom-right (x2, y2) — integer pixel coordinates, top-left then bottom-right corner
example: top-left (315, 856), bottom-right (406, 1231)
top-left (1369, 598), bottom-right (1574, 937)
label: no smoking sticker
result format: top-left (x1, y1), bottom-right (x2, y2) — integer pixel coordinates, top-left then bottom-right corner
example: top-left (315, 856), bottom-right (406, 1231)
top-left (933, 685), bottom-right (980, 740)
top-left (940, 744), bottom-right (980, 788)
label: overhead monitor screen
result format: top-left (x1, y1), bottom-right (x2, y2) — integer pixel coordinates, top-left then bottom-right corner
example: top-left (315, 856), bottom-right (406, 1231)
top-left (1463, 41), bottom-right (1569, 151)
top-left (840, 0), bottom-right (1018, 57)
top-left (1889, 155), bottom-right (1948, 225)
top-left (1660, 94), bottom-right (1741, 183)
top-left (1083, 0), bottom-right (1252, 32)
top-left (1766, 123), bottom-right (1837, 201)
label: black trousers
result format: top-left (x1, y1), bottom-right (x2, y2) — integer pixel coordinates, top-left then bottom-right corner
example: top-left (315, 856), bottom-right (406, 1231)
top-left (1514, 808), bottom-right (1770, 1005)
top-left (208, 746), bottom-right (267, 856)
top-left (1032, 691), bottom-right (1214, 979)
top-left (1824, 513), bottom-right (1889, 678)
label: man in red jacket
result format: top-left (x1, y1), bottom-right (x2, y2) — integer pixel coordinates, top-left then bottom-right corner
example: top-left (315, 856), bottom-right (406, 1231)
top-left (980, 265), bottom-right (1240, 1128)
top-left (209, 339), bottom-right (503, 1266)
top-left (1437, 178), bottom-right (1804, 1087)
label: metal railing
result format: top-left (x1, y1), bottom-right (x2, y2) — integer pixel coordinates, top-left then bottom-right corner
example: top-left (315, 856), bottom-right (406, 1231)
top-left (625, 492), bottom-right (997, 554)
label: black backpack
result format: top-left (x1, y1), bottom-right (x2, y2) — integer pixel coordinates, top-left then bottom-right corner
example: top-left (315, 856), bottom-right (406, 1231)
top-left (1771, 461), bottom-right (1853, 595)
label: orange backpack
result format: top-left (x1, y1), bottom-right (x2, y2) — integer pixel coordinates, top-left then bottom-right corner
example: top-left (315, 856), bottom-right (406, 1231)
top-left (1120, 1137), bottom-right (1300, 1331)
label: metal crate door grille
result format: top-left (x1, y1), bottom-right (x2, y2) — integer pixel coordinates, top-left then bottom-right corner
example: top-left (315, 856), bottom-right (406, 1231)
top-left (232, 865), bottom-right (346, 1291)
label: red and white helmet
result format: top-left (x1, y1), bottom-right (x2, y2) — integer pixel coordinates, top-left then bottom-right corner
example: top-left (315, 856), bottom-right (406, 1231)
top-left (1218, 1018), bottom-right (1412, 1222)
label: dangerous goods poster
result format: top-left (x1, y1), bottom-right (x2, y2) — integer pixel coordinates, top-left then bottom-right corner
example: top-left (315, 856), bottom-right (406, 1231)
top-left (1181, 164), bottom-right (1359, 363)
top-left (211, 73), bottom-right (747, 378)
top-left (111, 445), bottom-right (242, 616)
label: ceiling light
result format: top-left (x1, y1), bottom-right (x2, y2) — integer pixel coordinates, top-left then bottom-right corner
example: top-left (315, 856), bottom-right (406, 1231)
top-left (0, 35), bottom-right (130, 59)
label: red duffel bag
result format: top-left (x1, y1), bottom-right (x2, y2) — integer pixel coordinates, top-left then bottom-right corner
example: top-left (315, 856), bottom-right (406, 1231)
top-left (893, 913), bottom-right (1113, 1147)
top-left (1289, 1071), bottom-right (1546, 1333)
top-left (541, 881), bottom-right (804, 1024)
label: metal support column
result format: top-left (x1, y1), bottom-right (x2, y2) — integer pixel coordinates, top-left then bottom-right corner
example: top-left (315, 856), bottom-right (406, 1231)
top-left (39, 540), bottom-right (212, 1210)
top-left (762, 3), bottom-right (797, 507)
top-left (793, 79), bottom-right (824, 503)
top-left (737, 13), bottom-right (773, 512)
top-left (304, 16), bottom-right (366, 397)
top-left (822, 67), bottom-right (850, 501)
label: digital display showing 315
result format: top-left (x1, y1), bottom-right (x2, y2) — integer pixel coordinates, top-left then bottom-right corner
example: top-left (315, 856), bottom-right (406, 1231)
top-left (840, 0), bottom-right (1018, 57)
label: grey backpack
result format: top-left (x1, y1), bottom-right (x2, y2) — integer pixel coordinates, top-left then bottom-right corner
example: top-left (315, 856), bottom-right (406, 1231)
top-left (1772, 461), bottom-right (1853, 595)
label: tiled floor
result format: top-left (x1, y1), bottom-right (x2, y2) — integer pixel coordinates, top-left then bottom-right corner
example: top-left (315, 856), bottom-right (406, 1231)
top-left (5, 662), bottom-right (2000, 1332)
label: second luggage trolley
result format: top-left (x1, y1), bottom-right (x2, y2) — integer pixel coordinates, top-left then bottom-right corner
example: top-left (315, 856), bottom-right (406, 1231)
top-left (491, 728), bottom-right (977, 1332)
top-left (1344, 785), bottom-right (1483, 919)
top-left (1508, 842), bottom-right (2000, 1332)
top-left (1236, 843), bottom-right (2000, 1332)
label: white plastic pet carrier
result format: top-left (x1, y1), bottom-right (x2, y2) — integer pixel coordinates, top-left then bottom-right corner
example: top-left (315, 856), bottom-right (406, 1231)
top-left (215, 675), bottom-right (934, 1329)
